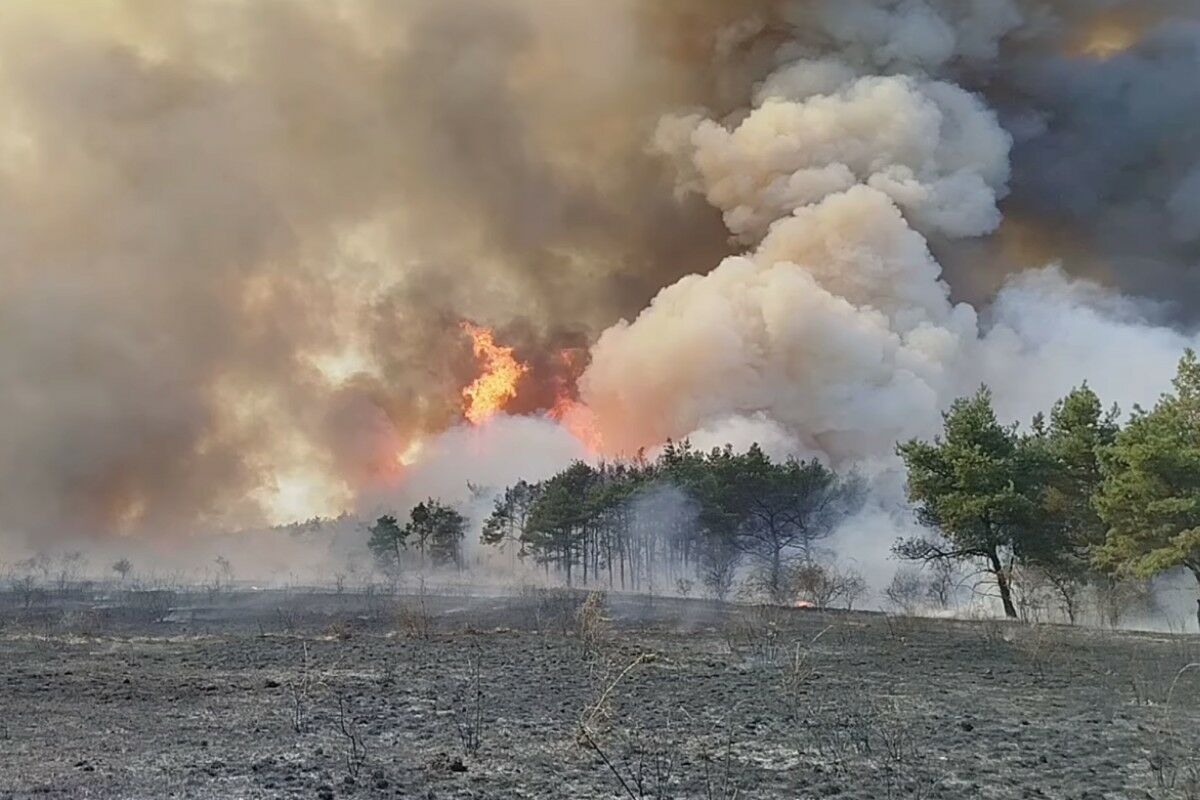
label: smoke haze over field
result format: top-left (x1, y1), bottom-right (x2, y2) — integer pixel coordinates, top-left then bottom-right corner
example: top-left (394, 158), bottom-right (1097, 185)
top-left (2, 0), bottom-right (1200, 558)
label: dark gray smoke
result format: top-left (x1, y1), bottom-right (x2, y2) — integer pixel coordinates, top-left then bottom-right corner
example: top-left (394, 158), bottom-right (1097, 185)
top-left (0, 0), bottom-right (737, 545)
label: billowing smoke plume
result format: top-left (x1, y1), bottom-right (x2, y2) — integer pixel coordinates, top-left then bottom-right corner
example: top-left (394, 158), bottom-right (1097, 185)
top-left (583, 66), bottom-right (1011, 457)
top-left (0, 0), bottom-right (741, 544)
top-left (580, 0), bottom-right (1200, 464)
top-left (2, 0), bottom-right (1200, 555)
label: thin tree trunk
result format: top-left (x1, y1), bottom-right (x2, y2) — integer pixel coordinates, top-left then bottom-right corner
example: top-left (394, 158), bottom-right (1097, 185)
top-left (607, 536), bottom-right (613, 588)
top-left (1191, 567), bottom-right (1200, 632)
top-left (988, 549), bottom-right (1018, 619)
top-left (771, 548), bottom-right (784, 605)
top-left (619, 540), bottom-right (626, 590)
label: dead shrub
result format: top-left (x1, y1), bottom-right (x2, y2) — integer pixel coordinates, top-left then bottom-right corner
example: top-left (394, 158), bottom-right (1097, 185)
top-left (790, 561), bottom-right (868, 610)
top-left (518, 586), bottom-right (584, 635)
top-left (778, 625), bottom-right (831, 720)
top-left (336, 694), bottom-right (367, 779)
top-left (723, 605), bottom-right (789, 664)
top-left (577, 591), bottom-right (611, 656)
top-left (125, 589), bottom-right (176, 624)
top-left (577, 653), bottom-right (744, 800)
top-left (61, 608), bottom-right (111, 636)
top-left (450, 644), bottom-right (486, 755)
top-left (11, 575), bottom-right (46, 611)
top-left (1013, 623), bottom-right (1062, 680)
top-left (324, 618), bottom-right (355, 640)
top-left (971, 612), bottom-right (1012, 650)
top-left (1144, 663), bottom-right (1200, 799)
top-left (273, 606), bottom-right (303, 635)
top-left (1094, 577), bottom-right (1158, 630)
top-left (882, 613), bottom-right (919, 643)
top-left (884, 568), bottom-right (927, 616)
top-left (286, 641), bottom-right (344, 735)
top-left (289, 641), bottom-right (318, 734)
top-left (798, 696), bottom-right (945, 797)
top-left (394, 596), bottom-right (433, 639)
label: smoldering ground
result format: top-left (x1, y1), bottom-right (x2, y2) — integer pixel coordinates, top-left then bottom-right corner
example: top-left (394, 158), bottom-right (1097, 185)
top-left (2, 588), bottom-right (1200, 799)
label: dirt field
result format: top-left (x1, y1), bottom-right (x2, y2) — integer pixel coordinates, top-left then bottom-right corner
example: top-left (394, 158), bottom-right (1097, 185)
top-left (1, 590), bottom-right (1198, 799)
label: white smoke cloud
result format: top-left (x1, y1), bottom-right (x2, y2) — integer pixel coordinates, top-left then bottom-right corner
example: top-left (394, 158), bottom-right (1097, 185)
top-left (805, 0), bottom-right (1024, 70)
top-left (580, 2), bottom-right (1200, 475)
top-left (684, 413), bottom-right (803, 462)
top-left (358, 414), bottom-right (586, 516)
top-left (581, 187), bottom-right (979, 459)
top-left (978, 267), bottom-right (1200, 423)
top-left (656, 69), bottom-right (1011, 243)
top-left (583, 54), bottom-right (1016, 458)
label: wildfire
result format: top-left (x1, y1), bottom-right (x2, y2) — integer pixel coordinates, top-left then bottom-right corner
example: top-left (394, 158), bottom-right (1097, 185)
top-left (459, 331), bottom-right (604, 451)
top-left (548, 348), bottom-right (605, 453)
top-left (461, 322), bottom-right (529, 425)
top-left (550, 396), bottom-right (605, 453)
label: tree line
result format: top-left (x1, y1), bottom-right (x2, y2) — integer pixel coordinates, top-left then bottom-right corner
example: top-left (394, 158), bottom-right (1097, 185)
top-left (367, 442), bottom-right (865, 604)
top-left (481, 444), bottom-right (864, 603)
top-left (366, 350), bottom-right (1200, 622)
top-left (897, 349), bottom-right (1200, 620)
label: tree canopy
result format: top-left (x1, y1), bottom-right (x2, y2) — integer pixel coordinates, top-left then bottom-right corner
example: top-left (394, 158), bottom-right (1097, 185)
top-left (481, 442), bottom-right (862, 599)
top-left (367, 514), bottom-right (406, 573)
top-left (1096, 350), bottom-right (1200, 586)
top-left (896, 387), bottom-right (1060, 617)
top-left (367, 499), bottom-right (468, 574)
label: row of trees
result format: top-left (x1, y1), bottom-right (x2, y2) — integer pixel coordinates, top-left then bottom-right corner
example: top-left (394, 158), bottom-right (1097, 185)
top-left (366, 444), bottom-right (867, 606)
top-left (897, 350), bottom-right (1200, 619)
top-left (364, 350), bottom-right (1200, 622)
top-left (479, 443), bottom-right (863, 602)
top-left (367, 500), bottom-right (467, 573)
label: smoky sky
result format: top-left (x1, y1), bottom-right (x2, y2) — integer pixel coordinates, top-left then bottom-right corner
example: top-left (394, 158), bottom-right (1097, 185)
top-left (1, 0), bottom-right (1198, 548)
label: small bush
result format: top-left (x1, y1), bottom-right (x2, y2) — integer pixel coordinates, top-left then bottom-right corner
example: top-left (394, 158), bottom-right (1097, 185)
top-left (724, 605), bottom-right (789, 664)
top-left (125, 589), bottom-right (176, 624)
top-left (394, 596), bottom-right (433, 639)
top-left (451, 645), bottom-right (486, 755)
top-left (518, 586), bottom-right (584, 635)
top-left (577, 591), bottom-right (611, 656)
top-left (791, 561), bottom-right (868, 610)
top-left (884, 568), bottom-right (927, 615)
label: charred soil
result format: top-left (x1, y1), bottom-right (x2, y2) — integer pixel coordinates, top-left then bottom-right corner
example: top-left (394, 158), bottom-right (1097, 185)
top-left (0, 590), bottom-right (1198, 799)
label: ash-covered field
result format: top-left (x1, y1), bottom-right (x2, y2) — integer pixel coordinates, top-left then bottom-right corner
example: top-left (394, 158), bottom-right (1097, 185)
top-left (1, 590), bottom-right (1198, 800)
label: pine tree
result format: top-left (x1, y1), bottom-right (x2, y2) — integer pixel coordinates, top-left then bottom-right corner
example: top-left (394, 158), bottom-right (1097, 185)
top-left (896, 387), bottom-right (1045, 618)
top-left (367, 515), bottom-right (407, 572)
top-left (1096, 350), bottom-right (1200, 596)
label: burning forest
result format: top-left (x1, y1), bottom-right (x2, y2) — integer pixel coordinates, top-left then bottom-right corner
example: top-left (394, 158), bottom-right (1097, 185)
top-left (0, 0), bottom-right (1193, 548)
top-left (3, 2), bottom-right (1200, 799)
top-left (0, 0), bottom-right (1195, 585)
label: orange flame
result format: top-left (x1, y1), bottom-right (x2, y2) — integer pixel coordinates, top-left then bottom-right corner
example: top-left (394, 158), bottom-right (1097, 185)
top-left (550, 396), bottom-right (605, 453)
top-left (548, 348), bottom-right (605, 453)
top-left (461, 322), bottom-right (528, 425)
